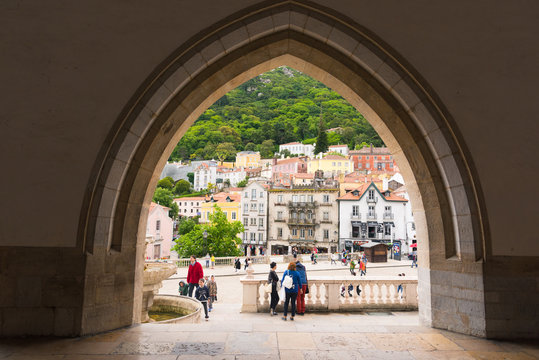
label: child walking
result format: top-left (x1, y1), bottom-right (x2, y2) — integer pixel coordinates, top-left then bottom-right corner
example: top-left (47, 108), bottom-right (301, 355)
top-left (195, 278), bottom-right (210, 320)
top-left (207, 275), bottom-right (218, 312)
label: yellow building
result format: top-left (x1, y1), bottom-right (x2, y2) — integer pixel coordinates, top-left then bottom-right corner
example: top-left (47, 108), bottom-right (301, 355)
top-left (307, 154), bottom-right (353, 177)
top-left (235, 151), bottom-right (260, 168)
top-left (200, 192), bottom-right (241, 223)
top-left (219, 161), bottom-right (235, 169)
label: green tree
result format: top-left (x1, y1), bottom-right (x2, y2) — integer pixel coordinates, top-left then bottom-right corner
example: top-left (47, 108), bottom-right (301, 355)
top-left (187, 172), bottom-right (194, 184)
top-left (314, 118), bottom-right (329, 154)
top-left (215, 142), bottom-right (236, 162)
top-left (173, 179), bottom-right (191, 195)
top-left (157, 176), bottom-right (174, 190)
top-left (178, 217), bottom-right (197, 235)
top-left (237, 177), bottom-right (249, 187)
top-left (153, 187), bottom-right (174, 208)
top-left (244, 142), bottom-right (257, 151)
top-left (259, 139), bottom-right (275, 158)
top-left (172, 206), bottom-right (243, 257)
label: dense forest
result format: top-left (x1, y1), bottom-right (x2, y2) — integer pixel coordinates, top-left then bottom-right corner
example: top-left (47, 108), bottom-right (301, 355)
top-left (169, 66), bottom-right (383, 161)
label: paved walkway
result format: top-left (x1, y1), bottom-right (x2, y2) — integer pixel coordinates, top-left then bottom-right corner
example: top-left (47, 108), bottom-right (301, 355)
top-left (1, 307), bottom-right (537, 359)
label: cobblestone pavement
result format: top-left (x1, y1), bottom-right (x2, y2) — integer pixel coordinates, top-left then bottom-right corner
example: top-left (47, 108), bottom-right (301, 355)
top-left (1, 261), bottom-right (537, 359)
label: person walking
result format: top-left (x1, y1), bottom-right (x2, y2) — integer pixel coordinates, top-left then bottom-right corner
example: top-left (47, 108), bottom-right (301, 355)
top-left (207, 275), bottom-right (217, 311)
top-left (210, 254), bottom-right (215, 269)
top-left (361, 252), bottom-right (368, 274)
top-left (205, 253), bottom-right (210, 268)
top-left (359, 258), bottom-right (366, 276)
top-left (349, 259), bottom-right (357, 276)
top-left (234, 257), bottom-right (241, 272)
top-left (187, 255), bottom-right (204, 297)
top-left (411, 250), bottom-right (418, 268)
top-left (268, 262), bottom-right (280, 316)
top-left (281, 262), bottom-right (301, 321)
top-left (195, 278), bottom-right (210, 320)
top-left (331, 252), bottom-right (337, 265)
top-left (244, 257), bottom-right (250, 270)
top-left (295, 258), bottom-right (308, 315)
top-left (178, 280), bottom-right (189, 296)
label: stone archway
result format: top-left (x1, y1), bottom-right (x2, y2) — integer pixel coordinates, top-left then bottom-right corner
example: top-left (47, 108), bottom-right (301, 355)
top-left (80, 1), bottom-right (487, 336)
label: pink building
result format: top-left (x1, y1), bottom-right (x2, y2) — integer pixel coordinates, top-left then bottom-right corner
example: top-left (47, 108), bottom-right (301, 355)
top-left (145, 202), bottom-right (174, 260)
top-left (271, 157), bottom-right (307, 177)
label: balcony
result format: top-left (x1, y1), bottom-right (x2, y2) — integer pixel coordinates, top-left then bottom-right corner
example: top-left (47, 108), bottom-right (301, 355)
top-left (287, 218), bottom-right (316, 226)
top-left (350, 213), bottom-right (361, 220)
top-left (320, 219), bottom-right (332, 224)
top-left (275, 218), bottom-right (285, 222)
top-left (367, 213), bottom-right (377, 220)
top-left (367, 197), bottom-right (378, 203)
top-left (383, 212), bottom-right (394, 220)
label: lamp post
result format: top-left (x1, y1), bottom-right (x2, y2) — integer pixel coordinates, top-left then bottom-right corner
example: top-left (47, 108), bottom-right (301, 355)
top-left (203, 229), bottom-right (208, 256)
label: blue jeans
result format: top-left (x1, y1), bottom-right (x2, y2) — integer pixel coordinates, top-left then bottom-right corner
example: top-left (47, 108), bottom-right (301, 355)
top-left (283, 292), bottom-right (298, 317)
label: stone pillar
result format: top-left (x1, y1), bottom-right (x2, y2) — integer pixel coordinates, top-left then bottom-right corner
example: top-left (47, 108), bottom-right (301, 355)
top-left (240, 278), bottom-right (260, 312)
top-left (327, 282), bottom-right (341, 311)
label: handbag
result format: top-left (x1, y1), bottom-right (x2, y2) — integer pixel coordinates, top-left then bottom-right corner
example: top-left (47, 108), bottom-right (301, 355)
top-left (305, 284), bottom-right (310, 294)
top-left (264, 282), bottom-right (273, 293)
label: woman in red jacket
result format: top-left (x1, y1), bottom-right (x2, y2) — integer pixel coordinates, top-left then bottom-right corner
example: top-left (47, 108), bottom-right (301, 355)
top-left (187, 255), bottom-right (204, 297)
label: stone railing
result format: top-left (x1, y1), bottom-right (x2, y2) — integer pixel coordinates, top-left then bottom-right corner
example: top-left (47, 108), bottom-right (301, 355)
top-left (240, 276), bottom-right (418, 313)
top-left (173, 255), bottom-right (270, 267)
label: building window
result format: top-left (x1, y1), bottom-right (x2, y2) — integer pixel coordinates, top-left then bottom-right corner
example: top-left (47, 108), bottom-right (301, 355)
top-left (292, 195), bottom-right (298, 203)
top-left (251, 189), bottom-right (257, 199)
top-left (352, 206), bottom-right (359, 216)
top-left (259, 218), bottom-right (263, 227)
top-left (243, 232), bottom-right (247, 241)
top-left (292, 229), bottom-right (298, 236)
top-left (332, 162), bottom-right (336, 166)
top-left (385, 206), bottom-right (391, 212)
top-left (307, 195), bottom-right (313, 202)
top-left (368, 190), bottom-right (375, 200)
top-left (259, 203), bottom-right (264, 213)
top-left (338, 162), bottom-right (341, 166)
top-left (300, 195), bottom-right (305, 202)
top-left (258, 232), bottom-right (263, 242)
top-left (358, 163), bottom-right (362, 168)
top-left (323, 195), bottom-right (330, 203)
top-left (251, 203), bottom-right (257, 210)
top-left (300, 229), bottom-right (305, 238)
top-left (307, 212), bottom-right (313, 219)
top-left (278, 228), bottom-right (283, 237)
top-left (323, 211), bottom-right (329, 220)
top-left (156, 220), bottom-right (161, 231)
top-left (260, 191), bottom-right (264, 198)
top-left (277, 195), bottom-right (283, 203)
top-left (368, 206), bottom-right (375, 217)
top-left (243, 203), bottom-right (248, 213)
top-left (308, 229), bottom-right (314, 237)
top-left (250, 232), bottom-right (256, 242)
top-left (385, 223), bottom-right (392, 235)
top-left (245, 191), bottom-right (248, 198)
top-left (277, 211), bottom-right (283, 220)
top-left (243, 218), bottom-right (248, 226)
top-left (323, 229), bottom-right (329, 239)
top-left (250, 218), bottom-right (256, 225)
top-left (232, 212), bottom-right (236, 220)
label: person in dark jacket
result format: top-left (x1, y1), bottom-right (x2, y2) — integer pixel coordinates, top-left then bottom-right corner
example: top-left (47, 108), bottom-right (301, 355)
top-left (234, 257), bottom-right (241, 272)
top-left (195, 278), bottom-right (210, 320)
top-left (187, 255), bottom-right (204, 297)
top-left (178, 280), bottom-right (189, 296)
top-left (295, 259), bottom-right (308, 315)
top-left (268, 262), bottom-right (280, 316)
top-left (280, 262), bottom-right (301, 321)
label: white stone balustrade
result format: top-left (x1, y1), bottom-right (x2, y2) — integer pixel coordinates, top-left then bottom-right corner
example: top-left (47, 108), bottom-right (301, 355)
top-left (240, 276), bottom-right (418, 313)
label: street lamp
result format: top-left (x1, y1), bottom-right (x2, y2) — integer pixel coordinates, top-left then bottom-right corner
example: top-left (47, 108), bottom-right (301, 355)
top-left (202, 229), bottom-right (208, 256)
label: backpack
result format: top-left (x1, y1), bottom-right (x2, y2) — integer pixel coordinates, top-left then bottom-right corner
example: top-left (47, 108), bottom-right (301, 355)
top-left (282, 270), bottom-right (293, 289)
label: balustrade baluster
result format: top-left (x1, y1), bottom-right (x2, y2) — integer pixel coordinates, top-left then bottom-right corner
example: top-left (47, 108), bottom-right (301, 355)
top-left (368, 283), bottom-right (375, 304)
top-left (376, 284), bottom-right (383, 303)
top-left (315, 283), bottom-right (322, 305)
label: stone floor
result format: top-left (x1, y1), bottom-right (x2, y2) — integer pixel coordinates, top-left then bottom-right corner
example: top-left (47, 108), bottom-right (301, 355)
top-left (1, 305), bottom-right (537, 359)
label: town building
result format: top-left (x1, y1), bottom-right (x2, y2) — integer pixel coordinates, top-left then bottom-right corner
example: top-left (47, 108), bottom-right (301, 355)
top-left (338, 172), bottom-right (382, 195)
top-left (216, 166), bottom-right (246, 188)
top-left (173, 196), bottom-right (204, 218)
top-left (328, 144), bottom-right (349, 156)
top-left (271, 157), bottom-right (307, 178)
top-left (145, 202), bottom-right (174, 260)
top-left (337, 182), bottom-right (410, 253)
top-left (292, 173), bottom-right (315, 186)
top-left (235, 151), bottom-right (261, 168)
top-left (268, 186), bottom-right (340, 255)
top-left (241, 181), bottom-right (268, 256)
top-left (278, 142), bottom-right (315, 157)
top-left (307, 154), bottom-right (353, 177)
top-left (193, 162), bottom-right (217, 190)
top-left (199, 192), bottom-right (241, 224)
top-left (349, 145), bottom-right (397, 172)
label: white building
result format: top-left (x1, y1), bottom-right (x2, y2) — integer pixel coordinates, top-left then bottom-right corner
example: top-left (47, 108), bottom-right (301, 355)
top-left (279, 142), bottom-right (315, 157)
top-left (173, 196), bottom-right (204, 218)
top-left (241, 181), bottom-right (268, 256)
top-left (216, 167), bottom-right (246, 188)
top-left (328, 144), bottom-right (349, 156)
top-left (337, 182), bottom-right (412, 253)
top-left (145, 202), bottom-right (174, 260)
top-left (193, 162), bottom-right (217, 191)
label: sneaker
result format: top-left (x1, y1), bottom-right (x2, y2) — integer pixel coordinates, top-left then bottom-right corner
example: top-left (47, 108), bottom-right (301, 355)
top-left (209, 308), bottom-right (212, 312)
top-left (272, 312), bottom-right (278, 316)
top-left (205, 316), bottom-right (209, 321)
top-left (297, 312), bottom-right (304, 316)
top-left (281, 317), bottom-right (287, 321)
top-left (290, 316), bottom-right (294, 321)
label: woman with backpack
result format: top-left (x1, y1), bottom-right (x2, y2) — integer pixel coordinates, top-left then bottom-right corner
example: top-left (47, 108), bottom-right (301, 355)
top-left (280, 262), bottom-right (301, 321)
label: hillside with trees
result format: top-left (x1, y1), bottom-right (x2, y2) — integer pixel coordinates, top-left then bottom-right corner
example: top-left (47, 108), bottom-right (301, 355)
top-left (169, 66), bottom-right (383, 161)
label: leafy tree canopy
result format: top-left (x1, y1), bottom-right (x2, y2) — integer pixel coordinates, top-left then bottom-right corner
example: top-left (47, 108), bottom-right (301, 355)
top-left (157, 176), bottom-right (175, 190)
top-left (172, 206), bottom-right (244, 258)
top-left (152, 187), bottom-right (178, 218)
top-left (173, 179), bottom-right (191, 195)
top-left (168, 66), bottom-right (383, 161)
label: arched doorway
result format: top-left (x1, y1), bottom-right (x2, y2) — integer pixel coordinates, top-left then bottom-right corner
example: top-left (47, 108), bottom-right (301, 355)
top-left (81, 1), bottom-right (486, 336)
